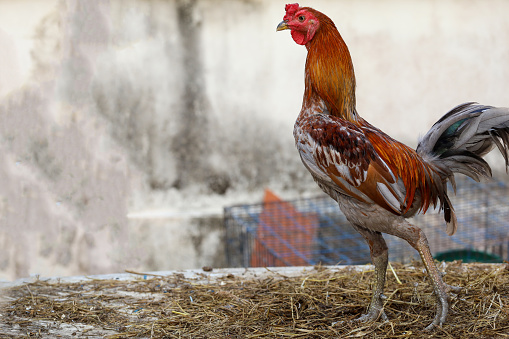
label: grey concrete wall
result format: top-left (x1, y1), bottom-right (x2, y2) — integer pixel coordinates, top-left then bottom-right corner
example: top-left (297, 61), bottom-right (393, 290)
top-left (0, 0), bottom-right (508, 280)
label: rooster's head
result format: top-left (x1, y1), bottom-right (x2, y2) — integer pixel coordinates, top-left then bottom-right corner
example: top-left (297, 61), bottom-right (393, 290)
top-left (276, 3), bottom-right (320, 45)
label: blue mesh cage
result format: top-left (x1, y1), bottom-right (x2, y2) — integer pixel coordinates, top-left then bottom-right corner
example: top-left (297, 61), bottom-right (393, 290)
top-left (225, 177), bottom-right (509, 267)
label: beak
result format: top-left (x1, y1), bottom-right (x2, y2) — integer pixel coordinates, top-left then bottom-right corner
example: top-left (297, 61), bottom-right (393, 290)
top-left (276, 20), bottom-right (289, 32)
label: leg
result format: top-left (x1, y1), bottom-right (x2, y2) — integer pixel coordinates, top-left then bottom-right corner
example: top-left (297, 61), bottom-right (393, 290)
top-left (385, 222), bottom-right (459, 330)
top-left (414, 233), bottom-right (448, 329)
top-left (351, 224), bottom-right (389, 323)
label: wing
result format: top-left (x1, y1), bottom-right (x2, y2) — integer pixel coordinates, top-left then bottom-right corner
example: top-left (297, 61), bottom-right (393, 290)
top-left (295, 114), bottom-right (445, 216)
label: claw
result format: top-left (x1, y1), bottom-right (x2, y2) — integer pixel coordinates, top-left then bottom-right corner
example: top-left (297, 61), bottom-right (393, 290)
top-left (445, 283), bottom-right (462, 293)
top-left (425, 321), bottom-right (439, 331)
top-left (424, 278), bottom-right (454, 331)
top-left (355, 295), bottom-right (388, 324)
top-left (425, 301), bottom-right (449, 331)
top-left (355, 308), bottom-right (388, 323)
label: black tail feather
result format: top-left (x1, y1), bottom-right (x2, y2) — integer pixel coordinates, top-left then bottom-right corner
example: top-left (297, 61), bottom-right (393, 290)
top-left (417, 102), bottom-right (509, 235)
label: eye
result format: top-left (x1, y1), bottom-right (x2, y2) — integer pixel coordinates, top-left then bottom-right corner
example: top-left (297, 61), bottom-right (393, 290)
top-left (298, 15), bottom-right (305, 22)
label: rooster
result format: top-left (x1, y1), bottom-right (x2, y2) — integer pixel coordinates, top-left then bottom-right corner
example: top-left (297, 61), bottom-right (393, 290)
top-left (277, 3), bottom-right (509, 330)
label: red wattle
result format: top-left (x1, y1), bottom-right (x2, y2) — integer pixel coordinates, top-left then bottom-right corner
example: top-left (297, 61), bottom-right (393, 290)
top-left (291, 30), bottom-right (306, 45)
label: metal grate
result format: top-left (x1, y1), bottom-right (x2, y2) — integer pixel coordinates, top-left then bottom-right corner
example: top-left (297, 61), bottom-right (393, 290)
top-left (225, 177), bottom-right (509, 267)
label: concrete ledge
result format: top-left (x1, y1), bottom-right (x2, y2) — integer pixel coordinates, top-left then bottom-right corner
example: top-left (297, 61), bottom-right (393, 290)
top-left (0, 265), bottom-right (368, 288)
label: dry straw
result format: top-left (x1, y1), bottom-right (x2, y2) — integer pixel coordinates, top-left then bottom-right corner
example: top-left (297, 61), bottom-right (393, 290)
top-left (2, 262), bottom-right (509, 338)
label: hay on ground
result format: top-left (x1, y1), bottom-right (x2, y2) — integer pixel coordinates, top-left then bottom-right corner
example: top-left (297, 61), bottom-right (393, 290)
top-left (1, 262), bottom-right (509, 338)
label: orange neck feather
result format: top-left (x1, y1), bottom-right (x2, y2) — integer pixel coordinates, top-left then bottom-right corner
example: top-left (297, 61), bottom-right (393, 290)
top-left (302, 9), bottom-right (357, 121)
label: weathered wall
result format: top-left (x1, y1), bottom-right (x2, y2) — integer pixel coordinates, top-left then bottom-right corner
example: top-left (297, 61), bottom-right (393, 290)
top-left (0, 0), bottom-right (508, 280)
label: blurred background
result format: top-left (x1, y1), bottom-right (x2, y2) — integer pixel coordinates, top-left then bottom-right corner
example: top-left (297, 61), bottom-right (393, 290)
top-left (0, 0), bottom-right (508, 280)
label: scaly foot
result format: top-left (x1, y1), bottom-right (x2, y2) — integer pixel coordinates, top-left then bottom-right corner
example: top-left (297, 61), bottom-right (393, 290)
top-left (445, 283), bottom-right (462, 293)
top-left (355, 294), bottom-right (388, 324)
top-left (355, 308), bottom-right (388, 323)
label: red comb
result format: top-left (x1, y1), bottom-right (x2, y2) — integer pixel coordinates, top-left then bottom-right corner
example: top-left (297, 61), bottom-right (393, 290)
top-left (284, 3), bottom-right (300, 21)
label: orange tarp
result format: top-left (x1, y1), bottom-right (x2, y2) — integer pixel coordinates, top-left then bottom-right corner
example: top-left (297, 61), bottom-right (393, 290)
top-left (250, 189), bottom-right (319, 267)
